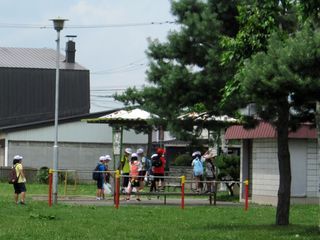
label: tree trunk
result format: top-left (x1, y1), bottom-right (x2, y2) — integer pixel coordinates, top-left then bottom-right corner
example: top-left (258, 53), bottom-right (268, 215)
top-left (275, 104), bottom-right (291, 226)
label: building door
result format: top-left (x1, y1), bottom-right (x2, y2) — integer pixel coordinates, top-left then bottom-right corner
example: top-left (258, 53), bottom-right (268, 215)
top-left (289, 139), bottom-right (307, 196)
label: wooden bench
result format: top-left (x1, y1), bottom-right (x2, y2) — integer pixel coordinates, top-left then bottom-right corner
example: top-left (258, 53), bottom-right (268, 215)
top-left (120, 191), bottom-right (216, 205)
top-left (164, 184), bottom-right (182, 192)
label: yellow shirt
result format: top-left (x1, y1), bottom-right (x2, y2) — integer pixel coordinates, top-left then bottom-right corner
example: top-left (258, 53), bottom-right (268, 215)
top-left (15, 163), bottom-right (26, 183)
top-left (120, 155), bottom-right (130, 174)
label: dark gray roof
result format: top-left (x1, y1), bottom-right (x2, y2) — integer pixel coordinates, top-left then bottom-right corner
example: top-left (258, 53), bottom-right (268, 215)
top-left (0, 108), bottom-right (120, 132)
top-left (0, 47), bottom-right (87, 70)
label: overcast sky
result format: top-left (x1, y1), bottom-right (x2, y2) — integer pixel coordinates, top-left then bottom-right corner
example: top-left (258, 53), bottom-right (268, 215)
top-left (0, 0), bottom-right (177, 112)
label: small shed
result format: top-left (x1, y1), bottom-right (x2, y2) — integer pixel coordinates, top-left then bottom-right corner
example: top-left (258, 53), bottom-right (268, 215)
top-left (225, 122), bottom-right (319, 205)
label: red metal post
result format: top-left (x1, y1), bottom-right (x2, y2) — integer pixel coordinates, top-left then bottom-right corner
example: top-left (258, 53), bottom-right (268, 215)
top-left (244, 179), bottom-right (249, 211)
top-left (115, 170), bottom-right (120, 209)
top-left (48, 169), bottom-right (53, 207)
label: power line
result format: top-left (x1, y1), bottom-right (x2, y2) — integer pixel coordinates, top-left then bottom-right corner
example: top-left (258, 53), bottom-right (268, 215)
top-left (91, 57), bottom-right (147, 74)
top-left (91, 101), bottom-right (126, 105)
top-left (90, 102), bottom-right (118, 109)
top-left (91, 94), bottom-right (115, 98)
top-left (91, 63), bottom-right (147, 75)
top-left (0, 21), bottom-right (177, 29)
top-left (90, 88), bottom-right (127, 92)
top-left (90, 86), bottom-right (144, 92)
top-left (91, 99), bottom-right (123, 103)
top-left (68, 21), bottom-right (177, 28)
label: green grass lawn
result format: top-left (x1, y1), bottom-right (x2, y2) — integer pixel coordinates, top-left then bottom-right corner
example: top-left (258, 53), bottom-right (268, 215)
top-left (0, 183), bottom-right (319, 240)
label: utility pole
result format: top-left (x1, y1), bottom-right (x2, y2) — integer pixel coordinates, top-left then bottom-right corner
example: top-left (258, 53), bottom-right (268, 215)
top-left (50, 18), bottom-right (68, 204)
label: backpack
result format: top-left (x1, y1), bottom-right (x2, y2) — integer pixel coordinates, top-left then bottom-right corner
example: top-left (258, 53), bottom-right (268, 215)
top-left (92, 164), bottom-right (101, 181)
top-left (152, 155), bottom-right (162, 167)
top-left (193, 158), bottom-right (204, 177)
top-left (8, 166), bottom-right (19, 184)
top-left (144, 158), bottom-right (152, 171)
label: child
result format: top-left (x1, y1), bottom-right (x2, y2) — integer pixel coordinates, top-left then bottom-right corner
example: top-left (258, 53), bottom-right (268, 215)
top-left (191, 151), bottom-right (203, 193)
top-left (126, 153), bottom-right (141, 201)
top-left (103, 155), bottom-right (112, 196)
top-left (149, 154), bottom-right (158, 193)
top-left (203, 149), bottom-right (217, 193)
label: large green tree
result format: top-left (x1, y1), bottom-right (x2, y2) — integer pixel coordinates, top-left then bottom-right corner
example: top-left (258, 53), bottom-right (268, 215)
top-left (115, 0), bottom-right (320, 225)
top-left (116, 0), bottom-right (239, 139)
top-left (237, 27), bottom-right (320, 225)
top-left (227, 1), bottom-right (320, 225)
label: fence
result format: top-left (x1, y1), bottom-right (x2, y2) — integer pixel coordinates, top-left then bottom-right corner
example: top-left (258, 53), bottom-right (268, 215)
top-left (47, 169), bottom-right (250, 210)
top-left (0, 167), bottom-right (38, 183)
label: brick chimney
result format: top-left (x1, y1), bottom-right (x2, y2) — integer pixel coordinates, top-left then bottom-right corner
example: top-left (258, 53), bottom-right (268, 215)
top-left (65, 35), bottom-right (77, 63)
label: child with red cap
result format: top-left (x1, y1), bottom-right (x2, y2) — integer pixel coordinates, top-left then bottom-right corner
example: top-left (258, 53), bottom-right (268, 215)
top-left (152, 148), bottom-right (166, 191)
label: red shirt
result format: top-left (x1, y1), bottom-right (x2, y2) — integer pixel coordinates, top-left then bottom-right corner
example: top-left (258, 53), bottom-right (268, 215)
top-left (152, 156), bottom-right (166, 174)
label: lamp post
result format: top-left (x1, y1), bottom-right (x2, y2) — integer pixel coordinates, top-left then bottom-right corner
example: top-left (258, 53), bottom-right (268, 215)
top-left (50, 18), bottom-right (68, 204)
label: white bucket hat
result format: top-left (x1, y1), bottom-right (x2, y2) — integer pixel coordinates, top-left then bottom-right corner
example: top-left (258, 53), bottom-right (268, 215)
top-left (124, 148), bottom-right (132, 154)
top-left (137, 148), bottom-right (144, 154)
top-left (151, 154), bottom-right (158, 159)
top-left (192, 151), bottom-right (201, 157)
top-left (13, 155), bottom-right (23, 160)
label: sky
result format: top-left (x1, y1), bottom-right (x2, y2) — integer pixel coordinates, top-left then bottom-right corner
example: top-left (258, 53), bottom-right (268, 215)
top-left (0, 0), bottom-right (178, 112)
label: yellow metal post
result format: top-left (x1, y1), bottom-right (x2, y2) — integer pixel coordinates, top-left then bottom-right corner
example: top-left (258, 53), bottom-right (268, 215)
top-left (181, 176), bottom-right (186, 209)
top-left (64, 171), bottom-right (68, 196)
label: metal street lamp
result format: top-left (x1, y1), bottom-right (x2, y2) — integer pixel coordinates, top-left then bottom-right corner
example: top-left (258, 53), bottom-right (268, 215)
top-left (50, 18), bottom-right (68, 204)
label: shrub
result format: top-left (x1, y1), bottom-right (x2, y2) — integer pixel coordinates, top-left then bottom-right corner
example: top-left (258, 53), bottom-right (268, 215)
top-left (58, 171), bottom-right (77, 185)
top-left (37, 166), bottom-right (49, 184)
top-left (215, 154), bottom-right (240, 196)
top-left (173, 154), bottom-right (192, 166)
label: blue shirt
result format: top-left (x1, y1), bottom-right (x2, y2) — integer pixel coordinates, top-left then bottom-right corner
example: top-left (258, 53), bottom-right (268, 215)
top-left (97, 163), bottom-right (106, 180)
top-left (98, 163), bottom-right (106, 171)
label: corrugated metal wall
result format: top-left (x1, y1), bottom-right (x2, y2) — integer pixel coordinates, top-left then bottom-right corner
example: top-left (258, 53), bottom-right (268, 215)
top-left (0, 67), bottom-right (90, 127)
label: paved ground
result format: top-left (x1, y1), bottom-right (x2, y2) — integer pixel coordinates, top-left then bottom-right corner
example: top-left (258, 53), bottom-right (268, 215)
top-left (32, 195), bottom-right (242, 207)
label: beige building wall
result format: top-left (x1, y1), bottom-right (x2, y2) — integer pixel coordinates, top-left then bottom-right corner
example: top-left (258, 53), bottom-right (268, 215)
top-left (247, 138), bottom-right (318, 205)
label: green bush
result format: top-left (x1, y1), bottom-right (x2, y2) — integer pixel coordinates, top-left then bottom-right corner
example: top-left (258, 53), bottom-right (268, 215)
top-left (58, 171), bottom-right (77, 185)
top-left (37, 167), bottom-right (76, 185)
top-left (215, 154), bottom-right (240, 181)
top-left (215, 154), bottom-right (240, 196)
top-left (173, 154), bottom-right (192, 166)
top-left (37, 166), bottom-right (49, 184)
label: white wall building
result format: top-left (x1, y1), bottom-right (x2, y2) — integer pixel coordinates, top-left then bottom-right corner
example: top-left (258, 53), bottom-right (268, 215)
top-left (225, 122), bottom-right (319, 205)
top-left (0, 115), bottom-right (148, 174)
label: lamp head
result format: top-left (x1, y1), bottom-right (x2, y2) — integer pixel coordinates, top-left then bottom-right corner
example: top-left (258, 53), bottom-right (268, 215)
top-left (50, 18), bottom-right (68, 32)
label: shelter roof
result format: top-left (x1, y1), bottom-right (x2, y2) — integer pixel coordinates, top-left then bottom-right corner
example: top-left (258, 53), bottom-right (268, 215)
top-left (225, 122), bottom-right (317, 140)
top-left (101, 108), bottom-right (156, 120)
top-left (0, 109), bottom-right (116, 132)
top-left (178, 112), bottom-right (237, 123)
top-left (85, 108), bottom-right (158, 125)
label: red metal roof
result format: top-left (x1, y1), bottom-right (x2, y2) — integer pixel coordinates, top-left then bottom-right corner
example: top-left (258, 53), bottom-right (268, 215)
top-left (225, 122), bottom-right (317, 140)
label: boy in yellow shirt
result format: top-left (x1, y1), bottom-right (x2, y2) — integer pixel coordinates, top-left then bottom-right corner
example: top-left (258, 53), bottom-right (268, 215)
top-left (12, 155), bottom-right (27, 205)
